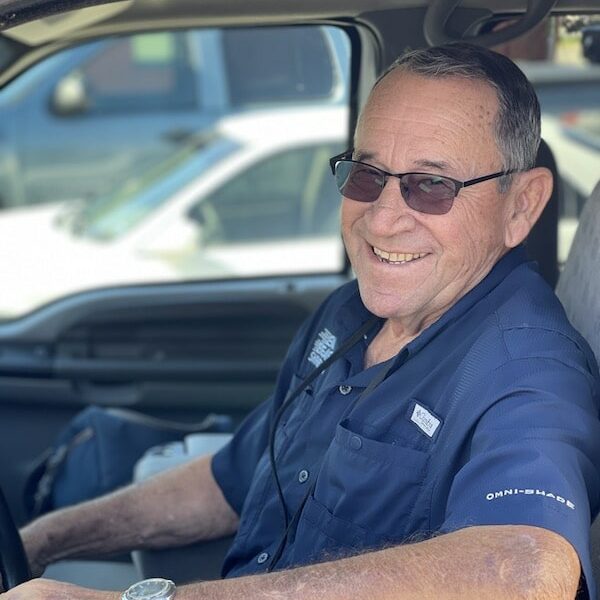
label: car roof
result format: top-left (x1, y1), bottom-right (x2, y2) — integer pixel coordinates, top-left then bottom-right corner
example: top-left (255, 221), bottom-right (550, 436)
top-left (218, 106), bottom-right (348, 147)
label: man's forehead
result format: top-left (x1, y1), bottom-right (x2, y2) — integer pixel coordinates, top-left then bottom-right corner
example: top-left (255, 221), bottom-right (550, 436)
top-left (354, 70), bottom-right (500, 168)
top-left (362, 70), bottom-right (496, 125)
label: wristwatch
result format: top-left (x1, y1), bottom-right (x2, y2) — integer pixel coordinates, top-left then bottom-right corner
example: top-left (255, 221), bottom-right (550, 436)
top-left (122, 578), bottom-right (177, 600)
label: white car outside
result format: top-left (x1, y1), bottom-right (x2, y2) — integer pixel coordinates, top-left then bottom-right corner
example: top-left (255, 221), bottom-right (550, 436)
top-left (0, 106), bottom-right (347, 318)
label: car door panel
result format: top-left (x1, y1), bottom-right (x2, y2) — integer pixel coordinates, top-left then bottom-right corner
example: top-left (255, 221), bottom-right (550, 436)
top-left (0, 274), bottom-right (347, 524)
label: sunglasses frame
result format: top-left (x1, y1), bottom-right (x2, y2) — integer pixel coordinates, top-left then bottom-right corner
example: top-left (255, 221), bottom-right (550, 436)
top-left (329, 150), bottom-right (517, 212)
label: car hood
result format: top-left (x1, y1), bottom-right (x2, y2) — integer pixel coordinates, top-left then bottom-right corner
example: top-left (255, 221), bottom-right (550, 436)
top-left (0, 202), bottom-right (174, 318)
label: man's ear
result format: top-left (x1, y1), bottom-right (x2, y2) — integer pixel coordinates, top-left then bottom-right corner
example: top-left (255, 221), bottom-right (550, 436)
top-left (504, 166), bottom-right (554, 249)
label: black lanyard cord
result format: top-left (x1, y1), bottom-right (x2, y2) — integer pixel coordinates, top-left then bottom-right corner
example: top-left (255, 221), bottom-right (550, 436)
top-left (267, 317), bottom-right (379, 533)
top-left (267, 476), bottom-right (316, 572)
top-left (267, 357), bottom-right (396, 572)
top-left (267, 317), bottom-right (399, 572)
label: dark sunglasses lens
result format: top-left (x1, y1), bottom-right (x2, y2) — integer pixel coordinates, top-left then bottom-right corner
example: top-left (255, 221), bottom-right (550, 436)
top-left (402, 174), bottom-right (456, 215)
top-left (334, 160), bottom-right (383, 203)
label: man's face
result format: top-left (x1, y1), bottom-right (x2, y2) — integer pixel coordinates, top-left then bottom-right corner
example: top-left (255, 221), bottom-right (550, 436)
top-left (342, 70), bottom-right (514, 331)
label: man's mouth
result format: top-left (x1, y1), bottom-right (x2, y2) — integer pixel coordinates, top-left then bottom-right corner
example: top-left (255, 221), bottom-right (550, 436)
top-left (372, 246), bottom-right (428, 265)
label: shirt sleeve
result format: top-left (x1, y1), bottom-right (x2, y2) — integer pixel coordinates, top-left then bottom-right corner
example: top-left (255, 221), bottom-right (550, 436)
top-left (440, 356), bottom-right (600, 600)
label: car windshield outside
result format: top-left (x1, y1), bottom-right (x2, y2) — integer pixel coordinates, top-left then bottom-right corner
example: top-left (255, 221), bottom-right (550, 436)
top-left (510, 17), bottom-right (600, 264)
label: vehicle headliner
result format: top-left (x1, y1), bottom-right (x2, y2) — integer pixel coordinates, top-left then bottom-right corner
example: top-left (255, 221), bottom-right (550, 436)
top-left (0, 0), bottom-right (597, 50)
top-left (0, 0), bottom-right (596, 103)
top-left (0, 0), bottom-right (598, 86)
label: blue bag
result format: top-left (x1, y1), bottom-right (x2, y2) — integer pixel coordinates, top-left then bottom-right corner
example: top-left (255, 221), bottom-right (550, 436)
top-left (24, 406), bottom-right (232, 519)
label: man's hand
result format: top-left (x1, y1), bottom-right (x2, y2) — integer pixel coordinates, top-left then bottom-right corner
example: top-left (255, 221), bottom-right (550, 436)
top-left (0, 579), bottom-right (120, 599)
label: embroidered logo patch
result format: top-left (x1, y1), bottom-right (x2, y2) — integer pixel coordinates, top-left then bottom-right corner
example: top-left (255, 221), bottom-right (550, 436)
top-left (410, 403), bottom-right (441, 437)
top-left (307, 328), bottom-right (337, 367)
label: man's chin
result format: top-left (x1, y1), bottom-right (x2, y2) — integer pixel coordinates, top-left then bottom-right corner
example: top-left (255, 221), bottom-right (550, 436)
top-left (358, 286), bottom-right (414, 320)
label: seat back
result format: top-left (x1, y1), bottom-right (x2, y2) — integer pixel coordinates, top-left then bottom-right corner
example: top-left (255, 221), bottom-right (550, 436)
top-left (556, 180), bottom-right (600, 599)
top-left (555, 180), bottom-right (600, 363)
top-left (526, 138), bottom-right (560, 288)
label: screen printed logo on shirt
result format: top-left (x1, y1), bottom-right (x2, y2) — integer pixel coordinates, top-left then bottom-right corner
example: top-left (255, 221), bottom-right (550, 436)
top-left (485, 488), bottom-right (575, 510)
top-left (308, 328), bottom-right (337, 367)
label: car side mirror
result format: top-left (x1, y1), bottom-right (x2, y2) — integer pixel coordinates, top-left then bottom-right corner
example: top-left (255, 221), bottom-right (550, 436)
top-left (186, 203), bottom-right (203, 224)
top-left (186, 202), bottom-right (222, 246)
top-left (51, 71), bottom-right (89, 116)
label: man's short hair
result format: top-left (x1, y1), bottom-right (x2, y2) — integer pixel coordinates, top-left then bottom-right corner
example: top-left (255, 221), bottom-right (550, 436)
top-left (376, 42), bottom-right (541, 192)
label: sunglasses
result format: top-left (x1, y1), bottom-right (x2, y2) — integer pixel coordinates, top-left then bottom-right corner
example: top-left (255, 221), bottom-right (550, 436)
top-left (329, 151), bottom-right (516, 215)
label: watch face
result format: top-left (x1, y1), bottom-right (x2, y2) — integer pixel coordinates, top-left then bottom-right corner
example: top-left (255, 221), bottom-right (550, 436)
top-left (126, 578), bottom-right (175, 599)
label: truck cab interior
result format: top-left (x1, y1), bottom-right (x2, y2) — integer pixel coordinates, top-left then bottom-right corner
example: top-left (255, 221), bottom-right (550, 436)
top-left (0, 0), bottom-right (598, 595)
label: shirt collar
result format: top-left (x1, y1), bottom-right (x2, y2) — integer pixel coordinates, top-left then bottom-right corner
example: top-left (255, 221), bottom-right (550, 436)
top-left (334, 283), bottom-right (374, 334)
top-left (404, 245), bottom-right (529, 356)
top-left (337, 245), bottom-right (530, 375)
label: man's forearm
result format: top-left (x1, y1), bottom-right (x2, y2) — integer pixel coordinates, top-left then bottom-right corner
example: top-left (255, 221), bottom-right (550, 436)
top-left (20, 455), bottom-right (238, 574)
top-left (177, 525), bottom-right (580, 600)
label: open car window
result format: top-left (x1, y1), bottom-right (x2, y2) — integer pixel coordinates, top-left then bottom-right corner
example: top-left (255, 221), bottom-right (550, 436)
top-left (0, 25), bottom-right (351, 320)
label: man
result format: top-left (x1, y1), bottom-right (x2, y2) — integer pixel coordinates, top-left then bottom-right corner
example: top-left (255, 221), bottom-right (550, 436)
top-left (3, 42), bottom-right (599, 600)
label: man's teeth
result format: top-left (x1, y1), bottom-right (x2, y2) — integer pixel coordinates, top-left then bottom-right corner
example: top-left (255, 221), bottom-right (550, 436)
top-left (372, 247), bottom-right (427, 264)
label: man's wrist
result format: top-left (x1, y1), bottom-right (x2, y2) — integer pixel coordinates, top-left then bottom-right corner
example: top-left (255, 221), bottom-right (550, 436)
top-left (20, 520), bottom-right (53, 577)
top-left (122, 578), bottom-right (176, 600)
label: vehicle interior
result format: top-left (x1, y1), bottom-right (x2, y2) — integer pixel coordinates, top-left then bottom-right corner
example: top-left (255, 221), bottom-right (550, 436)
top-left (0, 0), bottom-right (598, 595)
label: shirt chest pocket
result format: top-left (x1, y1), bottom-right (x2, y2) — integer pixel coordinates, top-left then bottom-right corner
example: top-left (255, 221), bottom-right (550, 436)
top-left (299, 418), bottom-right (431, 552)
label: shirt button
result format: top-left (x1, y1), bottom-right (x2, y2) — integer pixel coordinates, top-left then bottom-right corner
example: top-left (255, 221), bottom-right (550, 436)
top-left (349, 435), bottom-right (362, 451)
top-left (338, 385), bottom-right (352, 395)
top-left (257, 552), bottom-right (269, 564)
top-left (298, 469), bottom-right (309, 484)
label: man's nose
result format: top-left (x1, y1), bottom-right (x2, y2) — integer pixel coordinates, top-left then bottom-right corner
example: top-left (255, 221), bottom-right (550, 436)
top-left (364, 176), bottom-right (417, 235)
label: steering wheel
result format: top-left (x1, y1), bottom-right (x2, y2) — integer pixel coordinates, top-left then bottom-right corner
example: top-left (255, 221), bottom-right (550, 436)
top-left (0, 487), bottom-right (31, 590)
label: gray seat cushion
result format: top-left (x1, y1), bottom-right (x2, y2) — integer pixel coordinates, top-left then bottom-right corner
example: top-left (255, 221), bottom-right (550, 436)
top-left (556, 180), bottom-right (600, 599)
top-left (556, 180), bottom-right (600, 363)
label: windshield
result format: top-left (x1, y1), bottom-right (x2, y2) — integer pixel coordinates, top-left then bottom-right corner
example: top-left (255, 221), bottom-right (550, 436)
top-left (73, 136), bottom-right (240, 241)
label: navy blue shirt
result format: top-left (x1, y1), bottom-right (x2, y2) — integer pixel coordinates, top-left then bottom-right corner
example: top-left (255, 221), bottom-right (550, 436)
top-left (212, 246), bottom-right (600, 597)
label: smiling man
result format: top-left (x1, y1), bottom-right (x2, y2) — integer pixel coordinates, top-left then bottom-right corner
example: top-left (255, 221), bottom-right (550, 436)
top-left (5, 43), bottom-right (600, 600)
top-left (340, 69), bottom-right (517, 365)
